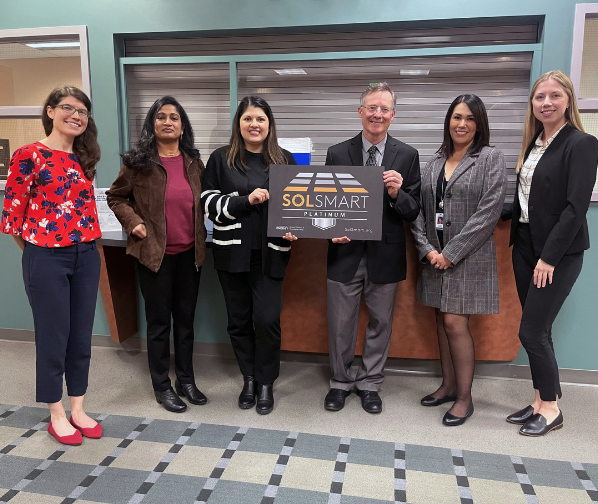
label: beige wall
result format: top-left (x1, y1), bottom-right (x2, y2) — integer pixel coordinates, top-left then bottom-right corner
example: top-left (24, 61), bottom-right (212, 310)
top-left (0, 56), bottom-right (82, 106)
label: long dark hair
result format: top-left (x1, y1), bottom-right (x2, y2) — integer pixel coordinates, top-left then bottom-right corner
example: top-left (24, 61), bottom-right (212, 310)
top-left (121, 96), bottom-right (200, 172)
top-left (438, 94), bottom-right (490, 158)
top-left (226, 95), bottom-right (287, 170)
top-left (41, 86), bottom-right (101, 180)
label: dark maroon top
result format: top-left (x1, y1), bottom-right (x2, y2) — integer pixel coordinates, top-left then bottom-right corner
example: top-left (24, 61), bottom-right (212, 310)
top-left (161, 154), bottom-right (194, 254)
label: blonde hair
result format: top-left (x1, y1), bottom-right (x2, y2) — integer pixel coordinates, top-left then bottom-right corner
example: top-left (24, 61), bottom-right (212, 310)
top-left (516, 70), bottom-right (585, 173)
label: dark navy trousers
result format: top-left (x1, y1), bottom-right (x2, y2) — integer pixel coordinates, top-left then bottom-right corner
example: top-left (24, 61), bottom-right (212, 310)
top-left (22, 241), bottom-right (100, 403)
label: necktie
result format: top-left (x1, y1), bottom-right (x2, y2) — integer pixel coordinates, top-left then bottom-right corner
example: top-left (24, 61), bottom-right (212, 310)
top-left (365, 145), bottom-right (378, 166)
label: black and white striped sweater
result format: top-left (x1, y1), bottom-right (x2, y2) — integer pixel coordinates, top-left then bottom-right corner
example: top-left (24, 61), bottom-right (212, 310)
top-left (201, 146), bottom-right (297, 277)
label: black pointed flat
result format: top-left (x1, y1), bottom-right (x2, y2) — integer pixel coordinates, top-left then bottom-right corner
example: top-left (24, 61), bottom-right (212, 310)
top-left (421, 393), bottom-right (457, 407)
top-left (442, 403), bottom-right (474, 426)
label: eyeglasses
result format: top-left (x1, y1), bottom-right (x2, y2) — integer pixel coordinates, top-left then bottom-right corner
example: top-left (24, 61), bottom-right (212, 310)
top-left (55, 104), bottom-right (91, 118)
top-left (361, 105), bottom-right (394, 115)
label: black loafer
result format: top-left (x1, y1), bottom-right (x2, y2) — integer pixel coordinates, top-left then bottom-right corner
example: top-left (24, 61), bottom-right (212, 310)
top-left (155, 388), bottom-right (187, 413)
top-left (175, 380), bottom-right (207, 405)
top-left (519, 411), bottom-right (563, 437)
top-left (238, 376), bottom-right (257, 409)
top-left (506, 405), bottom-right (535, 425)
top-left (358, 390), bottom-right (382, 414)
top-left (421, 393), bottom-right (457, 407)
top-left (324, 388), bottom-right (351, 411)
top-left (256, 383), bottom-right (274, 415)
top-left (442, 403), bottom-right (474, 426)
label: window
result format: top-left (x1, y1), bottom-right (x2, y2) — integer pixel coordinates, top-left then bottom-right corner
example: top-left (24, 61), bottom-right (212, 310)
top-left (571, 3), bottom-right (598, 200)
top-left (0, 26), bottom-right (90, 189)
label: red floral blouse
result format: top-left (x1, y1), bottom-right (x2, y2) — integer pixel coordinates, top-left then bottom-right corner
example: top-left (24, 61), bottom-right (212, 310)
top-left (1, 142), bottom-right (101, 247)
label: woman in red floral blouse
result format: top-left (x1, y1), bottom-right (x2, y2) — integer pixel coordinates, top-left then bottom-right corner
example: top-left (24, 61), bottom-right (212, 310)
top-left (1, 86), bottom-right (103, 446)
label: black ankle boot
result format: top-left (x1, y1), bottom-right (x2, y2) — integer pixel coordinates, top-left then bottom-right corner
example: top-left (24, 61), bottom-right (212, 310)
top-left (238, 376), bottom-right (257, 409)
top-left (155, 388), bottom-right (187, 413)
top-left (256, 383), bottom-right (274, 415)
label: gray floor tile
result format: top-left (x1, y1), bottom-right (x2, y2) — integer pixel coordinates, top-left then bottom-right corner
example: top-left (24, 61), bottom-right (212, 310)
top-left (346, 438), bottom-right (395, 468)
top-left (522, 457), bottom-right (586, 490)
top-left (583, 463), bottom-right (598, 485)
top-left (342, 496), bottom-right (393, 504)
top-left (0, 406), bottom-right (49, 429)
top-left (291, 433), bottom-right (341, 461)
top-left (24, 460), bottom-right (96, 497)
top-left (462, 450), bottom-right (519, 483)
top-left (208, 479), bottom-right (267, 504)
top-left (274, 487), bottom-right (330, 504)
top-left (405, 444), bottom-right (454, 475)
top-left (143, 473), bottom-right (207, 504)
top-left (81, 467), bottom-right (151, 504)
top-left (186, 423), bottom-right (239, 448)
top-left (136, 418), bottom-right (191, 444)
top-left (0, 404), bottom-right (15, 416)
top-left (99, 414), bottom-right (146, 440)
top-left (238, 427), bottom-right (290, 454)
top-left (0, 455), bottom-right (42, 489)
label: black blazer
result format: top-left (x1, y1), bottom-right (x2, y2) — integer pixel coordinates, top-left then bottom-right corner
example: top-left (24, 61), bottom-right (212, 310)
top-left (510, 124), bottom-right (598, 267)
top-left (325, 133), bottom-right (421, 284)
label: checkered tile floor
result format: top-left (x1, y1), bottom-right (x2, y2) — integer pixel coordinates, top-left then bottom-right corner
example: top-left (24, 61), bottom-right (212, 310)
top-left (1, 404), bottom-right (597, 504)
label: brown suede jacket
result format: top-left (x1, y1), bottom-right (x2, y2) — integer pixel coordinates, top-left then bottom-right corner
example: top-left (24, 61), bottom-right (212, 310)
top-left (106, 152), bottom-right (207, 272)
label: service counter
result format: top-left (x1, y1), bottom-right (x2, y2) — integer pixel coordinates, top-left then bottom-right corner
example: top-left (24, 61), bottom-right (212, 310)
top-left (98, 221), bottom-right (522, 360)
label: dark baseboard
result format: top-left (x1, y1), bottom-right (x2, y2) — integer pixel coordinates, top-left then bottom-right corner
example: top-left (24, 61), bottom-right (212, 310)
top-left (2, 328), bottom-right (597, 386)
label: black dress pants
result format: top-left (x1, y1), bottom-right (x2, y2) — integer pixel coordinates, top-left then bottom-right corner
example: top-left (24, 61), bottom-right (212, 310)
top-left (217, 250), bottom-right (284, 384)
top-left (22, 241), bottom-right (100, 403)
top-left (512, 224), bottom-right (583, 401)
top-left (137, 247), bottom-right (201, 392)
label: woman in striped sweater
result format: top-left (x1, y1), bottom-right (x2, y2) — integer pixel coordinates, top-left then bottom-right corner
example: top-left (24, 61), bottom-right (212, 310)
top-left (201, 96), bottom-right (297, 415)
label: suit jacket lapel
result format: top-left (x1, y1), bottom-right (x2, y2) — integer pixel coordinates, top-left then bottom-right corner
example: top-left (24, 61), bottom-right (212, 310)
top-left (381, 135), bottom-right (399, 171)
top-left (348, 134), bottom-right (363, 166)
top-left (446, 152), bottom-right (477, 191)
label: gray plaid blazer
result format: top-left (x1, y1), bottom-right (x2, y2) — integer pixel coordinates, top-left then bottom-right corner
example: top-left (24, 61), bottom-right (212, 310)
top-left (411, 146), bottom-right (507, 314)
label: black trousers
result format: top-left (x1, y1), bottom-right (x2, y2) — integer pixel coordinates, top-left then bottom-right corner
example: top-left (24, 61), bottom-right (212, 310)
top-left (512, 224), bottom-right (583, 401)
top-left (217, 250), bottom-right (284, 384)
top-left (22, 241), bottom-right (100, 403)
top-left (137, 247), bottom-right (201, 392)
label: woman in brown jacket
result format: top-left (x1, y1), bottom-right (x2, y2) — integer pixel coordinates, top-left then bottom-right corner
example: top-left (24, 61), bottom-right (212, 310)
top-left (107, 96), bottom-right (207, 413)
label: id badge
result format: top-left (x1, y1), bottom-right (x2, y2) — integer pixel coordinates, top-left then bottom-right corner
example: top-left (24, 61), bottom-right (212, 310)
top-left (435, 212), bottom-right (444, 231)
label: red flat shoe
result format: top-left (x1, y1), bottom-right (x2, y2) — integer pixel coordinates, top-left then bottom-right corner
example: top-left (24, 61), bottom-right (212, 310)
top-left (70, 417), bottom-right (103, 439)
top-left (48, 422), bottom-right (82, 446)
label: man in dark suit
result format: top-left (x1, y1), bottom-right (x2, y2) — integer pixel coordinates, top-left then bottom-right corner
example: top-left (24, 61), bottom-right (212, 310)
top-left (324, 82), bottom-right (421, 414)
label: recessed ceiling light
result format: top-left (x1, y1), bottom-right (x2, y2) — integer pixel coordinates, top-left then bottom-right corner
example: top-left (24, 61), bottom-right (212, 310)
top-left (26, 42), bottom-right (80, 48)
top-left (400, 69), bottom-right (430, 76)
top-left (274, 69), bottom-right (307, 75)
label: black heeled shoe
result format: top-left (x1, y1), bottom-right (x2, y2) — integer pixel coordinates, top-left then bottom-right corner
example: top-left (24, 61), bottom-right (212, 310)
top-left (519, 411), bottom-right (563, 437)
top-left (506, 405), bottom-right (535, 425)
top-left (256, 383), bottom-right (274, 415)
top-left (175, 380), bottom-right (207, 405)
top-left (238, 376), bottom-right (257, 409)
top-left (421, 393), bottom-right (457, 407)
top-left (442, 403), bottom-right (474, 426)
top-left (155, 388), bottom-right (187, 413)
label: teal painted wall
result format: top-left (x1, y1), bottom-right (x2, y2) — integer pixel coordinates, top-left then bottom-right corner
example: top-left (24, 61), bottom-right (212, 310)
top-left (1, 0), bottom-right (597, 367)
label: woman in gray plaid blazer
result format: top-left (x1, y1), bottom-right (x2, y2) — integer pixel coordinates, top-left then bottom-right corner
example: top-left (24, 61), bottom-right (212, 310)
top-left (411, 94), bottom-right (507, 426)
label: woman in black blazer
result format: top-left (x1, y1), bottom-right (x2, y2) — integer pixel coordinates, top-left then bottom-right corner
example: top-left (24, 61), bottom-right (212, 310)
top-left (201, 96), bottom-right (297, 415)
top-left (508, 70), bottom-right (598, 436)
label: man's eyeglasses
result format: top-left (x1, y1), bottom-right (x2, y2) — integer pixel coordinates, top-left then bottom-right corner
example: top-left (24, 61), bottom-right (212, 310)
top-left (55, 104), bottom-right (91, 118)
top-left (361, 105), bottom-right (394, 115)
